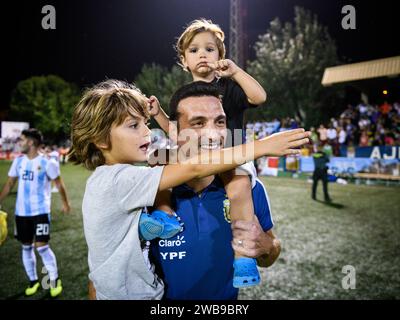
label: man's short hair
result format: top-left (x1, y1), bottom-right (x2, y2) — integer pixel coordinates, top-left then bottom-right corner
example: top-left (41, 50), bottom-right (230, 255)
top-left (21, 129), bottom-right (43, 147)
top-left (169, 81), bottom-right (222, 122)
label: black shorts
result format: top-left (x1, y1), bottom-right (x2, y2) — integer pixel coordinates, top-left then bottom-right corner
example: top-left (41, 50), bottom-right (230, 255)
top-left (14, 214), bottom-right (51, 243)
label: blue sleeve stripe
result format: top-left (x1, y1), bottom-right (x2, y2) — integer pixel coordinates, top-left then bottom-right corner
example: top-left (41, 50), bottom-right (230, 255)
top-left (15, 157), bottom-right (23, 175)
top-left (23, 160), bottom-right (32, 216)
top-left (254, 178), bottom-right (274, 230)
top-left (14, 157), bottom-right (23, 215)
top-left (38, 158), bottom-right (47, 214)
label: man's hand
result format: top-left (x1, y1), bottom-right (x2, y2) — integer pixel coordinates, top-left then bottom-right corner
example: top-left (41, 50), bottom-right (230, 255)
top-left (53, 176), bottom-right (71, 214)
top-left (88, 280), bottom-right (96, 300)
top-left (61, 202), bottom-right (71, 214)
top-left (147, 95), bottom-right (161, 117)
top-left (231, 215), bottom-right (273, 258)
top-left (207, 59), bottom-right (240, 78)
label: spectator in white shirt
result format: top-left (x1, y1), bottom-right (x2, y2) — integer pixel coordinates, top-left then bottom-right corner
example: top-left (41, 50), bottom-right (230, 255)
top-left (326, 125), bottom-right (337, 143)
top-left (338, 127), bottom-right (347, 145)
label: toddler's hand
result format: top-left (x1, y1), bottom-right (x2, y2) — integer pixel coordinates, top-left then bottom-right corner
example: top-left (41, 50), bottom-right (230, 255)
top-left (207, 59), bottom-right (239, 78)
top-left (147, 95), bottom-right (161, 117)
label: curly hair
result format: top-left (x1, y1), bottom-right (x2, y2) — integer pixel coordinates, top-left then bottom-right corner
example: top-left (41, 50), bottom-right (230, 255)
top-left (68, 79), bottom-right (149, 170)
top-left (175, 18), bottom-right (226, 69)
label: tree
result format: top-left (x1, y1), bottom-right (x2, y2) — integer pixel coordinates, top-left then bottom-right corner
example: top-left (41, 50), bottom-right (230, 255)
top-left (10, 75), bottom-right (80, 142)
top-left (247, 6), bottom-right (344, 127)
top-left (134, 63), bottom-right (191, 114)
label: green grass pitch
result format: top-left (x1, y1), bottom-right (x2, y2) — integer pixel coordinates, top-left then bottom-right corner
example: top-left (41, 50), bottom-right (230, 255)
top-left (0, 161), bottom-right (399, 299)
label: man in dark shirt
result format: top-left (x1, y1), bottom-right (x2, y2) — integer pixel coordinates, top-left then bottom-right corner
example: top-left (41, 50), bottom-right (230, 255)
top-left (312, 144), bottom-right (332, 202)
top-left (152, 82), bottom-right (280, 300)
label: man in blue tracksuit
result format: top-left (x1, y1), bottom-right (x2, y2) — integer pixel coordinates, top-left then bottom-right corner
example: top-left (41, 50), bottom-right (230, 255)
top-left (151, 81), bottom-right (281, 300)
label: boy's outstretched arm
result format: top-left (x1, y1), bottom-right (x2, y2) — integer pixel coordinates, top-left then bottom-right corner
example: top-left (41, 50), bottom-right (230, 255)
top-left (207, 60), bottom-right (267, 105)
top-left (158, 128), bottom-right (310, 191)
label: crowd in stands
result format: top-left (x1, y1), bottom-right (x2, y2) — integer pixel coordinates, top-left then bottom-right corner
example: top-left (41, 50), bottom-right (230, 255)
top-left (246, 101), bottom-right (400, 156)
top-left (1, 101), bottom-right (399, 161)
top-left (0, 137), bottom-right (70, 162)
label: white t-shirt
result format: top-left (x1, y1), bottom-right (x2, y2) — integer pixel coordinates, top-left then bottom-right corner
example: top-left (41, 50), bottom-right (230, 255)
top-left (327, 128), bottom-right (337, 140)
top-left (339, 130), bottom-right (347, 144)
top-left (8, 155), bottom-right (60, 216)
top-left (83, 164), bottom-right (165, 300)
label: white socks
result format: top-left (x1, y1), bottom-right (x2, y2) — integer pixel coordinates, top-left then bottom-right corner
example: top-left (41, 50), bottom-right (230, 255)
top-left (22, 245), bottom-right (38, 282)
top-left (36, 245), bottom-right (58, 281)
top-left (22, 244), bottom-right (59, 282)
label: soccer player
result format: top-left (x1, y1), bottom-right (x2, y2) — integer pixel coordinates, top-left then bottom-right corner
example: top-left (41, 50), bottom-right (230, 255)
top-left (0, 129), bottom-right (71, 297)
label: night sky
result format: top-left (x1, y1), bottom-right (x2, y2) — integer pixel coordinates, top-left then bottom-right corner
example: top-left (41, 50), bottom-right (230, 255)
top-left (2, 0), bottom-right (399, 108)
